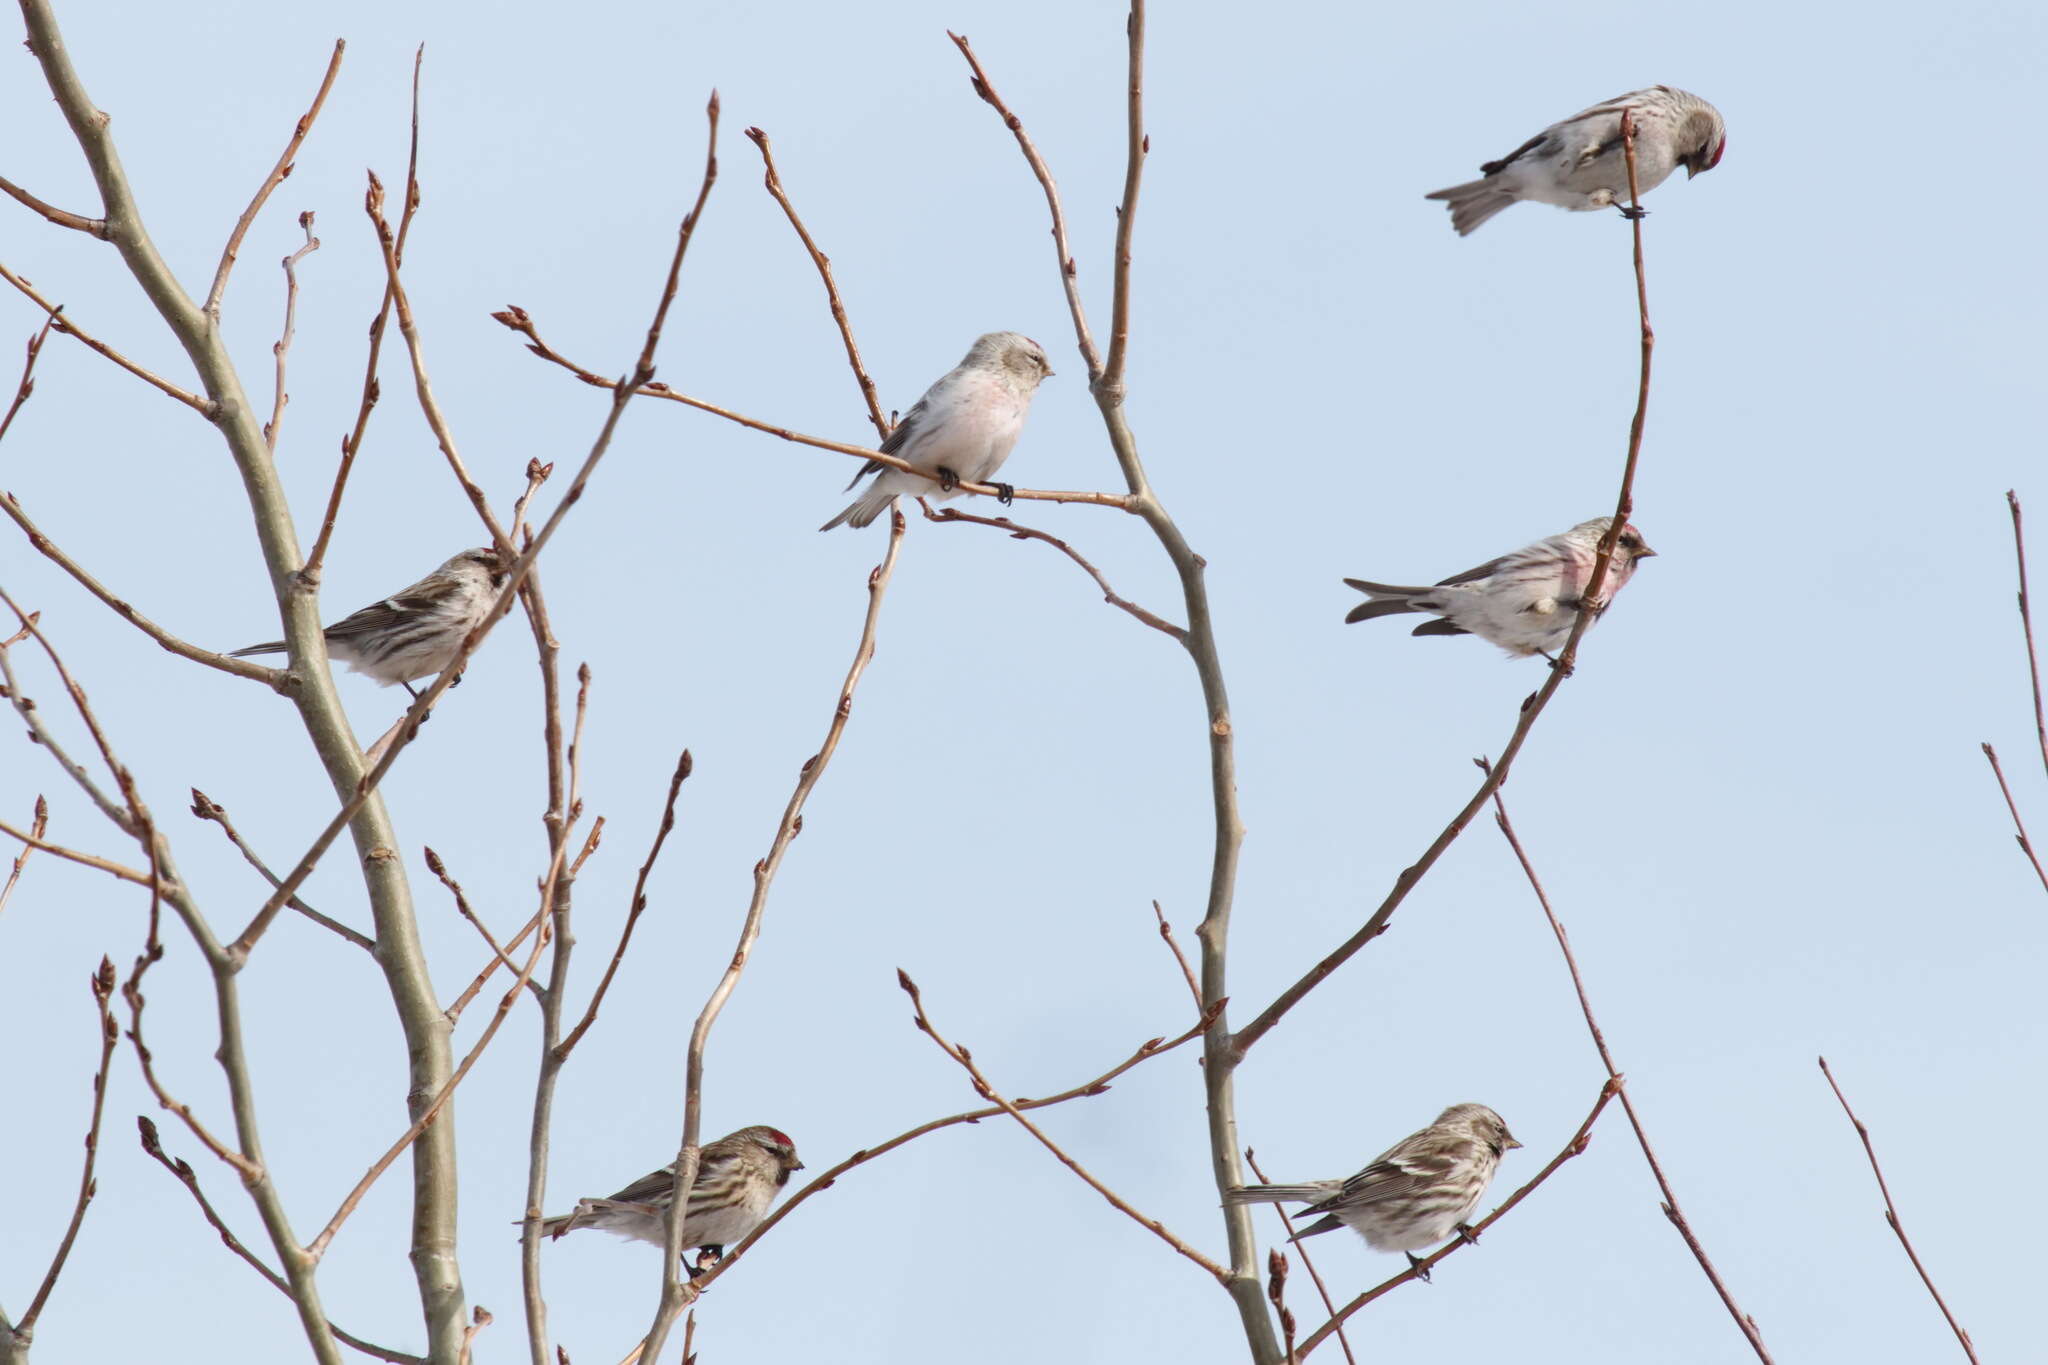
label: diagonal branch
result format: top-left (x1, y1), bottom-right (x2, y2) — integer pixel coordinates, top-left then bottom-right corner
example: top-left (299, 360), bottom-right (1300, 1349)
top-left (0, 794), bottom-right (46, 917)
top-left (0, 309), bottom-right (60, 446)
top-left (190, 788), bottom-right (373, 953)
top-left (743, 127), bottom-right (888, 440)
top-left (266, 213), bottom-right (320, 449)
top-left (918, 499), bottom-right (1185, 639)
top-left (899, 968), bottom-right (1228, 1282)
top-left (0, 172), bottom-right (106, 237)
top-left (1818, 1058), bottom-right (1978, 1362)
top-left (2005, 492), bottom-right (2048, 782)
top-left (1489, 775), bottom-right (1773, 1363)
top-left (0, 259), bottom-right (210, 413)
top-left (1980, 744), bottom-right (2048, 895)
top-left (205, 39), bottom-right (345, 318)
top-left (1245, 1148), bottom-right (1352, 1365)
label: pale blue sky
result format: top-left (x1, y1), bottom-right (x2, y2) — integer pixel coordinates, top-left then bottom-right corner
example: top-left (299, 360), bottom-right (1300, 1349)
top-left (2, 1), bottom-right (2043, 1361)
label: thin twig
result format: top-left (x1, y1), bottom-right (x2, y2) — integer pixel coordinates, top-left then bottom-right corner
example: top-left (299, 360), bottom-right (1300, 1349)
top-left (1244, 1149), bottom-right (1352, 1365)
top-left (1267, 1248), bottom-right (1298, 1365)
top-left (13, 958), bottom-right (118, 1336)
top-left (189, 788), bottom-right (373, 953)
top-left (1231, 109), bottom-right (1663, 1064)
top-left (0, 173), bottom-right (106, 237)
top-left (1489, 775), bottom-right (1774, 1363)
top-left (0, 817), bottom-right (152, 885)
top-left (636, 505), bottom-right (904, 1363)
top-left (945, 32), bottom-right (1102, 381)
top-left (899, 968), bottom-right (1229, 1282)
top-left (0, 794), bottom-right (46, 917)
top-left (1981, 744), bottom-right (2048, 894)
top-left (1153, 901), bottom-right (1202, 1011)
top-left (0, 260), bottom-right (209, 412)
top-left (304, 47), bottom-right (425, 584)
top-left (686, 995), bottom-right (1225, 1295)
top-left (120, 966), bottom-right (263, 1181)
top-left (205, 40), bottom-right (345, 318)
top-left (2, 493), bottom-right (282, 684)
top-left (0, 311), bottom-right (61, 446)
top-left (491, 306), bottom-right (1129, 513)
top-left (1818, 1058), bottom-right (1979, 1362)
top-left (559, 749), bottom-right (692, 1060)
top-left (266, 213), bottom-right (320, 449)
top-left (135, 1118), bottom-right (425, 1365)
top-left (425, 845), bottom-right (543, 1003)
top-left (1294, 1082), bottom-right (1619, 1358)
top-left (0, 592), bottom-right (141, 834)
top-left (918, 500), bottom-right (1185, 639)
top-left (2004, 492), bottom-right (2048, 782)
top-left (743, 127), bottom-right (888, 440)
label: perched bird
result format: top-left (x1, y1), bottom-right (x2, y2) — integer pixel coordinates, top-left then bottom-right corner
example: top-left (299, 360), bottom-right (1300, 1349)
top-left (1343, 516), bottom-right (1656, 660)
top-left (231, 547), bottom-right (509, 696)
top-left (820, 332), bottom-right (1053, 531)
top-left (1226, 1104), bottom-right (1521, 1274)
top-left (536, 1126), bottom-right (804, 1264)
top-left (1426, 87), bottom-right (1726, 235)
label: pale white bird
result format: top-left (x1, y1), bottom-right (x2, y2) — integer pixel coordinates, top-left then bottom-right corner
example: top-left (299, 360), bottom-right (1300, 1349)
top-left (1343, 517), bottom-right (1656, 659)
top-left (1426, 87), bottom-right (1726, 235)
top-left (536, 1126), bottom-right (804, 1261)
top-left (1227, 1104), bottom-right (1521, 1276)
top-left (230, 547), bottom-right (508, 695)
top-left (820, 332), bottom-right (1053, 531)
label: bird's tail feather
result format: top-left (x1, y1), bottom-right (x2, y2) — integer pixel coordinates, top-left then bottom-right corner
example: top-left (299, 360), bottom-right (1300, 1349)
top-left (1343, 579), bottom-right (1428, 625)
top-left (1287, 1214), bottom-right (1346, 1241)
top-left (1224, 1184), bottom-right (1331, 1206)
top-left (1423, 180), bottom-right (1517, 236)
top-left (819, 486), bottom-right (897, 532)
top-left (228, 641), bottom-right (286, 658)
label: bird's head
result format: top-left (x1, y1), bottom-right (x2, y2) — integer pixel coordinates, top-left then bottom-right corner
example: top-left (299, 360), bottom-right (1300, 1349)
top-left (448, 546), bottom-right (512, 588)
top-left (1679, 113), bottom-right (1727, 179)
top-left (740, 1125), bottom-right (805, 1177)
top-left (1437, 1104), bottom-right (1522, 1156)
top-left (969, 331), bottom-right (1055, 386)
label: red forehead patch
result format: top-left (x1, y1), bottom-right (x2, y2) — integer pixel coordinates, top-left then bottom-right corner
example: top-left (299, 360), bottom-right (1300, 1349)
top-left (767, 1128), bottom-right (794, 1147)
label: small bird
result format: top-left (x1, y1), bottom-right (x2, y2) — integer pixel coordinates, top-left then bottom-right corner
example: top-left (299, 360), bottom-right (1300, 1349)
top-left (1426, 87), bottom-right (1726, 235)
top-left (1226, 1104), bottom-right (1521, 1275)
top-left (820, 332), bottom-right (1054, 531)
top-left (1343, 517), bottom-right (1656, 660)
top-left (230, 547), bottom-right (509, 696)
top-left (536, 1126), bottom-right (804, 1266)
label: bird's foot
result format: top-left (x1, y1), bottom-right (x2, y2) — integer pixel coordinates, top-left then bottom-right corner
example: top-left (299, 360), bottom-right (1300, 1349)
top-left (992, 481), bottom-right (1015, 506)
top-left (1617, 204), bottom-right (1649, 221)
top-left (1454, 1222), bottom-right (1481, 1247)
top-left (936, 466), bottom-right (961, 492)
top-left (1541, 651), bottom-right (1574, 678)
top-left (1406, 1253), bottom-right (1434, 1283)
top-left (450, 671), bottom-right (464, 689)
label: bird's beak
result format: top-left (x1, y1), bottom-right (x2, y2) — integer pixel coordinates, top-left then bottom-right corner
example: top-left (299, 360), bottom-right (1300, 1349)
top-left (1635, 544), bottom-right (1658, 559)
top-left (790, 1160), bottom-right (806, 1171)
top-left (1507, 1136), bottom-right (1524, 1150)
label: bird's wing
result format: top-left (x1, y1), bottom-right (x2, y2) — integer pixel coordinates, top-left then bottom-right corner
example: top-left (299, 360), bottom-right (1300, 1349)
top-left (1478, 130), bottom-right (1558, 176)
top-left (1433, 554), bottom-right (1510, 587)
top-left (1311, 1131), bottom-right (1478, 1213)
top-left (842, 394), bottom-right (932, 490)
top-left (321, 595), bottom-right (417, 644)
top-left (602, 1164), bottom-right (681, 1205)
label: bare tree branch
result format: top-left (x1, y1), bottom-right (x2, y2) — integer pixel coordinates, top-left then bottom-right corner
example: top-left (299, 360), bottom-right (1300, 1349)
top-left (0, 260), bottom-right (209, 412)
top-left (2005, 491), bottom-right (2048, 782)
top-left (204, 39), bottom-right (345, 318)
top-left (917, 499), bottom-right (1185, 639)
top-left (425, 845), bottom-right (542, 1003)
top-left (743, 126), bottom-right (888, 440)
top-left (1244, 1149), bottom-right (1352, 1365)
top-left (265, 213), bottom-right (320, 449)
top-left (899, 968), bottom-right (1229, 1282)
top-left (190, 788), bottom-right (373, 953)
top-left (0, 172), bottom-right (106, 237)
top-left (0, 794), bottom-right (46, 917)
top-left (1489, 774), bottom-right (1774, 1363)
top-left (1981, 743), bottom-right (2048, 895)
top-left (636, 503), bottom-right (903, 1364)
top-left (1817, 1058), bottom-right (1978, 1362)
top-left (0, 310), bottom-right (59, 446)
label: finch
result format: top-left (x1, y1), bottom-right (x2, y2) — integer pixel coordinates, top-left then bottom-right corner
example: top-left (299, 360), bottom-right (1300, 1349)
top-left (1226, 1104), bottom-right (1521, 1269)
top-left (537, 1126), bottom-right (804, 1260)
top-left (230, 547), bottom-right (509, 696)
top-left (820, 332), bottom-right (1054, 531)
top-left (1426, 87), bottom-right (1726, 235)
top-left (1343, 517), bottom-right (1656, 659)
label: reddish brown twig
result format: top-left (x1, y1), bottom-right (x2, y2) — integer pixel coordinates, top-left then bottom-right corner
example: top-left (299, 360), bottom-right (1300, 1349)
top-left (744, 127), bottom-right (888, 440)
top-left (2007, 492), bottom-right (2048, 782)
top-left (1153, 901), bottom-right (1202, 1010)
top-left (558, 750), bottom-right (692, 1060)
top-left (425, 845), bottom-right (543, 1007)
top-left (946, 32), bottom-right (1102, 381)
top-left (458, 1306), bottom-right (493, 1365)
top-left (1267, 1248), bottom-right (1298, 1365)
top-left (190, 788), bottom-right (373, 952)
top-left (1232, 111), bottom-right (1662, 1063)
top-left (1818, 1058), bottom-right (1979, 1361)
top-left (11, 958), bottom-right (119, 1338)
top-left (304, 47), bottom-right (425, 584)
top-left (0, 172), bottom-right (106, 237)
top-left (688, 993), bottom-right (1224, 1296)
top-left (1295, 1080), bottom-right (1619, 1358)
top-left (0, 794), bottom-right (46, 917)
top-left (136, 1118), bottom-right (424, 1365)
top-left (490, 305), bottom-right (1129, 513)
top-left (1981, 744), bottom-right (2048, 894)
top-left (205, 40), bottom-right (345, 317)
top-left (1489, 776), bottom-right (1774, 1363)
top-left (265, 213), bottom-right (320, 449)
top-left (0, 310), bottom-right (61, 447)
top-left (899, 968), bottom-right (1229, 1283)
top-left (0, 260), bottom-right (209, 412)
top-left (1246, 1149), bottom-right (1352, 1365)
top-left (918, 500), bottom-right (1186, 639)
top-left (635, 507), bottom-right (905, 1363)
top-left (121, 967), bottom-right (262, 1182)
